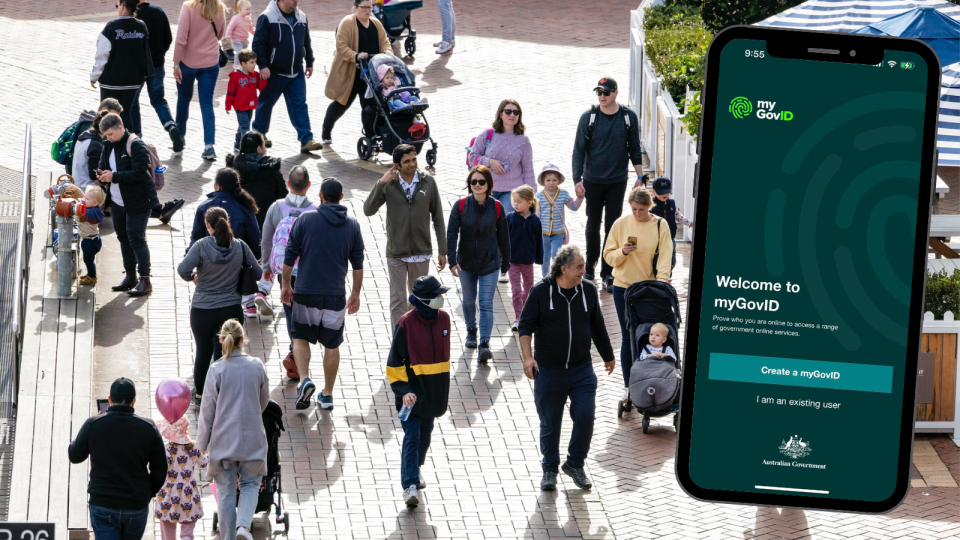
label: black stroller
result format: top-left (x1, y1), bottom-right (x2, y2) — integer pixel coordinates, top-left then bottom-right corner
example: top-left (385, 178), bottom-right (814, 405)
top-left (356, 54), bottom-right (438, 165)
top-left (373, 0), bottom-right (423, 56)
top-left (618, 280), bottom-right (683, 433)
top-left (212, 400), bottom-right (290, 533)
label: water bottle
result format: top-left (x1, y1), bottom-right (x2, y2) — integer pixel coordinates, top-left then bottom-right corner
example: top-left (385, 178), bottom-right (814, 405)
top-left (155, 166), bottom-right (168, 175)
top-left (397, 403), bottom-right (412, 421)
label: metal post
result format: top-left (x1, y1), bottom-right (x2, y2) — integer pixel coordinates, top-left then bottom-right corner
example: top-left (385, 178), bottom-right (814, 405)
top-left (56, 217), bottom-right (72, 297)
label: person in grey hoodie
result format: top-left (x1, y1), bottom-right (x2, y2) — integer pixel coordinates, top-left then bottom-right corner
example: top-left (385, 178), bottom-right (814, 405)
top-left (177, 206), bottom-right (262, 405)
top-left (197, 318), bottom-right (269, 540)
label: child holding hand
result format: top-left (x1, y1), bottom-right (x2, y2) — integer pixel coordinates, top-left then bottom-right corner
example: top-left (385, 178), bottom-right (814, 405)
top-left (535, 164), bottom-right (583, 278)
top-left (226, 49), bottom-right (267, 153)
top-left (78, 185), bottom-right (106, 285)
top-left (507, 185), bottom-right (542, 332)
top-left (154, 416), bottom-right (208, 540)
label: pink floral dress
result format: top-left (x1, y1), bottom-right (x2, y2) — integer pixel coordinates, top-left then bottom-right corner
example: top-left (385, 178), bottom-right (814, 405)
top-left (154, 442), bottom-right (209, 523)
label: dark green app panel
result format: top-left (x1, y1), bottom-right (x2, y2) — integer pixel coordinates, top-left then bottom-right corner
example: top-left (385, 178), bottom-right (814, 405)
top-left (690, 39), bottom-right (929, 501)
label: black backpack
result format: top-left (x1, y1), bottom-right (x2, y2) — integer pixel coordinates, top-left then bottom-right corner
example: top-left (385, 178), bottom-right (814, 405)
top-left (584, 104), bottom-right (633, 154)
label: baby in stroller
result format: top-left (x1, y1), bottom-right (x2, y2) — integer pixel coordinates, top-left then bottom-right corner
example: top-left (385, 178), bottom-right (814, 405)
top-left (377, 65), bottom-right (427, 111)
top-left (639, 323), bottom-right (677, 362)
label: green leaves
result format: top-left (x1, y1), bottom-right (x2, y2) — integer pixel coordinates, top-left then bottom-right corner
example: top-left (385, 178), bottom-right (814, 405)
top-left (924, 269), bottom-right (960, 320)
top-left (681, 91), bottom-right (703, 141)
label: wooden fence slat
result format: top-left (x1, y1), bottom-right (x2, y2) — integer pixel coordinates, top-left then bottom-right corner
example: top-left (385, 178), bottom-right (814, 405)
top-left (47, 394), bottom-right (72, 534)
top-left (54, 299), bottom-right (77, 396)
top-left (939, 333), bottom-right (957, 422)
top-left (7, 396), bottom-right (35, 520)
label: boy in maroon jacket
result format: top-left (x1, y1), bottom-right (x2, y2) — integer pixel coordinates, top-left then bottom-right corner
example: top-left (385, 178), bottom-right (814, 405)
top-left (226, 49), bottom-right (267, 152)
top-left (386, 276), bottom-right (451, 507)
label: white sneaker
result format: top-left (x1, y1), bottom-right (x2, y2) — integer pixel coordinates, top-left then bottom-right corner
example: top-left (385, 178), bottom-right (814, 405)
top-left (498, 274), bottom-right (509, 283)
top-left (237, 527), bottom-right (253, 540)
top-left (432, 40), bottom-right (443, 47)
top-left (403, 485), bottom-right (419, 506)
top-left (622, 387), bottom-right (630, 401)
top-left (435, 40), bottom-right (455, 55)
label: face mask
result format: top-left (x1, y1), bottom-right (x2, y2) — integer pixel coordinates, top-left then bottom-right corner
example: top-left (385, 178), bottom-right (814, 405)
top-left (416, 295), bottom-right (445, 310)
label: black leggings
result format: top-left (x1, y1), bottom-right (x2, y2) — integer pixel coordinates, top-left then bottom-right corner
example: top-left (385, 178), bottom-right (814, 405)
top-left (583, 179), bottom-right (628, 277)
top-left (191, 304), bottom-right (244, 395)
top-left (322, 72), bottom-right (377, 137)
top-left (100, 87), bottom-right (141, 133)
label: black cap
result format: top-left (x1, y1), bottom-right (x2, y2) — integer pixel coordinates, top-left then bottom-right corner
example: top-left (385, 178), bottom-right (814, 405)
top-left (110, 377), bottom-right (136, 402)
top-left (320, 177), bottom-right (343, 202)
top-left (411, 275), bottom-right (450, 298)
top-left (594, 77), bottom-right (618, 92)
top-left (652, 176), bottom-right (672, 195)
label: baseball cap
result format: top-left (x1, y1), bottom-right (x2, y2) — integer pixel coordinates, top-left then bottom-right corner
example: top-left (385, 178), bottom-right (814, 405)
top-left (594, 77), bottom-right (618, 92)
top-left (110, 377), bottom-right (137, 402)
top-left (652, 176), bottom-right (672, 195)
top-left (320, 177), bottom-right (343, 202)
top-left (411, 275), bottom-right (450, 298)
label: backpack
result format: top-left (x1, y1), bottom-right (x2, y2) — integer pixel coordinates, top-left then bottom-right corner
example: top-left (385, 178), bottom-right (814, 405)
top-left (270, 201), bottom-right (317, 275)
top-left (125, 135), bottom-right (165, 191)
top-left (584, 104), bottom-right (632, 154)
top-left (465, 128), bottom-right (494, 169)
top-left (458, 197), bottom-right (502, 219)
top-left (629, 351), bottom-right (680, 413)
top-left (51, 115), bottom-right (93, 165)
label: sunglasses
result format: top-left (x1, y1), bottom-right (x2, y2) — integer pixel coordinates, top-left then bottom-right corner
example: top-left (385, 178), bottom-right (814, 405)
top-left (502, 109), bottom-right (520, 116)
top-left (596, 90), bottom-right (613, 97)
top-left (470, 179), bottom-right (487, 186)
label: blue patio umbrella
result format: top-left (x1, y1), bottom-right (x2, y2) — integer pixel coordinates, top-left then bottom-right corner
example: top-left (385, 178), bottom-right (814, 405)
top-left (853, 7), bottom-right (959, 67)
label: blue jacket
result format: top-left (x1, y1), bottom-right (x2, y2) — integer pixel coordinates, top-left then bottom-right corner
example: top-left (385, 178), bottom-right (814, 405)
top-left (284, 204), bottom-right (365, 296)
top-left (252, 0), bottom-right (314, 77)
top-left (651, 197), bottom-right (677, 239)
top-left (189, 191), bottom-right (262, 260)
top-left (507, 211), bottom-right (543, 266)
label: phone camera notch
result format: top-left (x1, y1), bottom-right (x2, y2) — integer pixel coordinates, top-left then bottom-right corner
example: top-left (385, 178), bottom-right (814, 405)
top-left (849, 50), bottom-right (856, 57)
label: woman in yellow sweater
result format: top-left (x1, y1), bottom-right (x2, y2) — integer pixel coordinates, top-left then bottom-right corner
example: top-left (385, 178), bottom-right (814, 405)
top-left (603, 187), bottom-right (673, 398)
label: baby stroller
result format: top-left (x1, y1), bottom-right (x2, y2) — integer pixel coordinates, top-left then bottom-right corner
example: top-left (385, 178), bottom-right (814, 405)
top-left (356, 53), bottom-right (438, 165)
top-left (373, 0), bottom-right (423, 56)
top-left (212, 400), bottom-right (290, 533)
top-left (619, 280), bottom-right (682, 434)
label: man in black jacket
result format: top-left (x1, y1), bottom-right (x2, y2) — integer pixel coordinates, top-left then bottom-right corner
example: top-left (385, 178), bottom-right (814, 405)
top-left (132, 0), bottom-right (183, 153)
top-left (97, 113), bottom-right (159, 297)
top-left (518, 245), bottom-right (615, 492)
top-left (69, 377), bottom-right (166, 540)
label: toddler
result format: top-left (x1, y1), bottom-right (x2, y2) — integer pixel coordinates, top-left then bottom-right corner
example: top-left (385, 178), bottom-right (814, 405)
top-left (377, 65), bottom-right (425, 110)
top-left (639, 322), bottom-right (676, 363)
top-left (649, 176), bottom-right (692, 270)
top-left (154, 416), bottom-right (208, 540)
top-left (507, 185), bottom-right (542, 332)
top-left (226, 49), bottom-right (267, 152)
top-left (226, 0), bottom-right (256, 70)
top-left (77, 185), bottom-right (105, 285)
top-left (534, 164), bottom-right (583, 278)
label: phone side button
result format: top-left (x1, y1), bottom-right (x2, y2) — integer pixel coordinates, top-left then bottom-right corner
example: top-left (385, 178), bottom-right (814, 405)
top-left (693, 163), bottom-right (700, 198)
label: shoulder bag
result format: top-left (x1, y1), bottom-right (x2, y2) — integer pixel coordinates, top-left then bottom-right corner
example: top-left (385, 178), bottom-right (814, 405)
top-left (212, 20), bottom-right (228, 68)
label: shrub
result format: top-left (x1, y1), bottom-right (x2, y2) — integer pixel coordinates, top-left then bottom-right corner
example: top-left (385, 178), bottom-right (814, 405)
top-left (644, 24), bottom-right (712, 104)
top-left (925, 268), bottom-right (960, 320)
top-left (700, 0), bottom-right (806, 34)
top-left (681, 91), bottom-right (702, 141)
top-left (643, 5), bottom-right (704, 34)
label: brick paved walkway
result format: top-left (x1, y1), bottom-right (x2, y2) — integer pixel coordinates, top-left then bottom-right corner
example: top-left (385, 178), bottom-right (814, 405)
top-left (0, 0), bottom-right (957, 538)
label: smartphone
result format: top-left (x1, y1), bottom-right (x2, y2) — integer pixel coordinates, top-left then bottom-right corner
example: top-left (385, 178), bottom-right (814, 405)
top-left (627, 236), bottom-right (638, 246)
top-left (96, 398), bottom-right (109, 414)
top-left (676, 26), bottom-right (941, 513)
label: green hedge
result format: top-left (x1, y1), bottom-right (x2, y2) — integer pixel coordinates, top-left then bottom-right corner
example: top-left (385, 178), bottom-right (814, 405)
top-left (643, 6), bottom-right (712, 105)
top-left (925, 269), bottom-right (960, 320)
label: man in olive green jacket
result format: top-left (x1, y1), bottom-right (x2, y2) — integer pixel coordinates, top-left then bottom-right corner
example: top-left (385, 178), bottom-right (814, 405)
top-left (364, 144), bottom-right (447, 328)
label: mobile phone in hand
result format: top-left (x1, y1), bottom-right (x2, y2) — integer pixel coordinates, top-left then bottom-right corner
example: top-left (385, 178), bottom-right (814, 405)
top-left (627, 236), bottom-right (637, 246)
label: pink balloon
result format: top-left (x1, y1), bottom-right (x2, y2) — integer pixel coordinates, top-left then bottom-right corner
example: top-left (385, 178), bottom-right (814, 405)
top-left (156, 378), bottom-right (191, 423)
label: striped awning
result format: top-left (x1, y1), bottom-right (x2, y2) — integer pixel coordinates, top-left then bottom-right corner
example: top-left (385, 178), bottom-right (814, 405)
top-left (756, 0), bottom-right (960, 32)
top-left (940, 62), bottom-right (960, 167)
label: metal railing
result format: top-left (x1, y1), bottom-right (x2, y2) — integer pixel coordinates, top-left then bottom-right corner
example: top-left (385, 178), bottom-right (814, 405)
top-left (11, 124), bottom-right (33, 406)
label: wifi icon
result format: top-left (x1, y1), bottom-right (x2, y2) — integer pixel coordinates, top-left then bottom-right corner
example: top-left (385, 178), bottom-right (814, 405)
top-left (887, 61), bottom-right (897, 68)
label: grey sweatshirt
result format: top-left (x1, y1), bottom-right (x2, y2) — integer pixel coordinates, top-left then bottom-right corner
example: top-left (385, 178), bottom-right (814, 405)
top-left (177, 237), bottom-right (263, 309)
top-left (571, 104), bottom-right (643, 185)
top-left (259, 194), bottom-right (315, 274)
top-left (196, 352), bottom-right (270, 477)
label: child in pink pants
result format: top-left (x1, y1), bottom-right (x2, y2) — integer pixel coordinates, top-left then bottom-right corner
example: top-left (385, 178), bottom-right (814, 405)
top-left (154, 416), bottom-right (208, 540)
top-left (507, 185), bottom-right (543, 332)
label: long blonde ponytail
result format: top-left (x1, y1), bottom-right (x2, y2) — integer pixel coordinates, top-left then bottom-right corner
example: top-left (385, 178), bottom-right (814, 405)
top-left (219, 319), bottom-right (245, 359)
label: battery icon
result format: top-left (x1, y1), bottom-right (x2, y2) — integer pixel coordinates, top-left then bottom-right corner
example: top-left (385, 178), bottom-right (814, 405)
top-left (901, 61), bottom-right (914, 69)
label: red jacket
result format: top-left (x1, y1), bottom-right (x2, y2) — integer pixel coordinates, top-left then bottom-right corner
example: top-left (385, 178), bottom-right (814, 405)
top-left (225, 71), bottom-right (266, 112)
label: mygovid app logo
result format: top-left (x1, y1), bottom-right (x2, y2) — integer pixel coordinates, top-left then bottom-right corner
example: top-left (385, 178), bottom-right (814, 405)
top-left (729, 97), bottom-right (794, 121)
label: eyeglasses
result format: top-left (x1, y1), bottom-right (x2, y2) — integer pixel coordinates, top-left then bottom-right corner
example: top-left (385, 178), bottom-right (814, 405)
top-left (470, 179), bottom-right (487, 186)
top-left (596, 90), bottom-right (613, 97)
top-left (502, 109), bottom-right (520, 116)
top-left (356, 5), bottom-right (373, 10)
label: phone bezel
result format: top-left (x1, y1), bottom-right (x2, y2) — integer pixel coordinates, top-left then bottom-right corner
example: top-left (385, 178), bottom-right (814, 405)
top-left (675, 25), bottom-right (943, 514)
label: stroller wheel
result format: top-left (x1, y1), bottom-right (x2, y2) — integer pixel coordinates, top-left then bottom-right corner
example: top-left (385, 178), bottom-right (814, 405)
top-left (357, 137), bottom-right (373, 160)
top-left (283, 512), bottom-right (290, 532)
top-left (673, 412), bottom-right (679, 429)
top-left (212, 512), bottom-right (218, 532)
top-left (642, 414), bottom-right (650, 433)
top-left (617, 399), bottom-right (624, 418)
top-left (425, 148), bottom-right (437, 166)
top-left (405, 36), bottom-right (416, 56)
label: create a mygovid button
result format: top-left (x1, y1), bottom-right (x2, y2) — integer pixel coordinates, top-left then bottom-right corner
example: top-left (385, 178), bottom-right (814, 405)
top-left (709, 353), bottom-right (893, 393)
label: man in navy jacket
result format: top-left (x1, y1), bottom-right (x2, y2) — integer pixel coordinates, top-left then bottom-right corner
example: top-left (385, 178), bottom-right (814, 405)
top-left (251, 0), bottom-right (322, 153)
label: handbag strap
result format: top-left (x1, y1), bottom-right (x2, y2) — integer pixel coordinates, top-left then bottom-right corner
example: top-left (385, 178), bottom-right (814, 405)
top-left (210, 19), bottom-right (220, 39)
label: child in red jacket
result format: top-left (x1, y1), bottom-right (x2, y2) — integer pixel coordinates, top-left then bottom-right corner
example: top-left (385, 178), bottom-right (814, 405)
top-left (226, 49), bottom-right (267, 152)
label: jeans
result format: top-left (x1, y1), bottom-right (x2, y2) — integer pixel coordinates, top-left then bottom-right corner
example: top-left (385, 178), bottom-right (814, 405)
top-left (458, 268), bottom-right (498, 342)
top-left (534, 362), bottom-right (597, 472)
top-left (400, 415), bottom-right (435, 488)
top-left (671, 237), bottom-right (677, 270)
top-left (542, 233), bottom-right (565, 278)
top-left (388, 258), bottom-right (430, 329)
top-left (175, 62), bottom-right (219, 145)
top-left (100, 88), bottom-right (140, 134)
top-left (88, 504), bottom-right (149, 540)
top-left (131, 66), bottom-right (176, 136)
top-left (234, 110), bottom-right (252, 150)
top-left (321, 72), bottom-right (376, 138)
top-left (612, 286), bottom-right (633, 386)
top-left (191, 304), bottom-right (244, 395)
top-left (81, 237), bottom-right (102, 278)
top-left (214, 460), bottom-right (264, 540)
top-left (508, 263), bottom-right (534, 322)
top-left (490, 191), bottom-right (514, 213)
top-left (583, 179), bottom-right (627, 277)
top-left (111, 202), bottom-right (151, 277)
top-left (438, 0), bottom-right (456, 42)
top-left (254, 71), bottom-right (314, 144)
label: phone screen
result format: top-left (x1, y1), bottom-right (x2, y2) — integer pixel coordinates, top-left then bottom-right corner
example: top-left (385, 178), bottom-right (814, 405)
top-left (684, 35), bottom-right (935, 507)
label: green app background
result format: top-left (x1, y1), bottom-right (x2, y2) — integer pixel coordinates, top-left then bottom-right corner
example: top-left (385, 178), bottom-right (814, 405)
top-left (689, 39), bottom-right (929, 501)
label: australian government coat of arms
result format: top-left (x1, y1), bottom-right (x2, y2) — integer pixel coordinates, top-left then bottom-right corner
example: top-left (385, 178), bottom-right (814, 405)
top-left (779, 435), bottom-right (812, 459)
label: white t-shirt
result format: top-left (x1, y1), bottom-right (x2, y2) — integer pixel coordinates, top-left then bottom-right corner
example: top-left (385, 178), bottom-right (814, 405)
top-left (109, 148), bottom-right (123, 207)
top-left (639, 344), bottom-right (676, 362)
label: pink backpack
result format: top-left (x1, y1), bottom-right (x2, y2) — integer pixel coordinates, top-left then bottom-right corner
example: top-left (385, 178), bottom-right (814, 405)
top-left (465, 128), bottom-right (494, 169)
top-left (269, 201), bottom-right (317, 275)
top-left (125, 134), bottom-right (165, 191)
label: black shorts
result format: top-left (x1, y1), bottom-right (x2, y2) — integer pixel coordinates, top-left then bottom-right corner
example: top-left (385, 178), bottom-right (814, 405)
top-left (290, 294), bottom-right (346, 349)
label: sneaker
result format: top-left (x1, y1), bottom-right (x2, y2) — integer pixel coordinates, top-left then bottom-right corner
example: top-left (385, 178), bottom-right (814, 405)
top-left (511, 323), bottom-right (518, 333)
top-left (159, 199), bottom-right (185, 224)
top-left (255, 292), bottom-right (274, 316)
top-left (317, 391), bottom-right (334, 410)
top-left (236, 527), bottom-right (252, 540)
top-left (201, 147), bottom-right (217, 161)
top-left (167, 124), bottom-right (184, 153)
top-left (603, 275), bottom-right (614, 293)
top-left (498, 274), bottom-right (508, 283)
top-left (295, 378), bottom-right (315, 410)
top-left (79, 275), bottom-right (97, 285)
top-left (432, 40), bottom-right (443, 47)
top-left (262, 134), bottom-right (272, 148)
top-left (300, 140), bottom-right (322, 152)
top-left (418, 472), bottom-right (426, 490)
top-left (561, 463), bottom-right (593, 490)
top-left (540, 471), bottom-right (557, 491)
top-left (478, 342), bottom-right (493, 363)
top-left (282, 352), bottom-right (300, 380)
top-left (465, 328), bottom-right (478, 349)
top-left (243, 306), bottom-right (257, 318)
top-left (435, 40), bottom-right (455, 54)
top-left (403, 485), bottom-right (419, 506)
top-left (622, 387), bottom-right (630, 402)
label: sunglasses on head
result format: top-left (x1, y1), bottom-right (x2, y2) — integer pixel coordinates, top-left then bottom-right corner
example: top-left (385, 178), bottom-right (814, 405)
top-left (502, 108), bottom-right (520, 116)
top-left (470, 179), bottom-right (487, 186)
top-left (596, 89), bottom-right (613, 97)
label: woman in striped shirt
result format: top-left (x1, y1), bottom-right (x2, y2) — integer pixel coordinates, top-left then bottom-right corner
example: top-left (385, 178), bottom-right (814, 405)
top-left (535, 164), bottom-right (584, 278)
